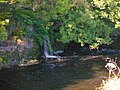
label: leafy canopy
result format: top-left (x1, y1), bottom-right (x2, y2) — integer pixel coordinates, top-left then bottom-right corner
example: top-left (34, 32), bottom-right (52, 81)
top-left (0, 0), bottom-right (118, 49)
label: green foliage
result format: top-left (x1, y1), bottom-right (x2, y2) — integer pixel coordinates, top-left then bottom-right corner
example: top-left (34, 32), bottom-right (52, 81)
top-left (12, 27), bottom-right (26, 38)
top-left (0, 0), bottom-right (116, 49)
top-left (0, 51), bottom-right (9, 63)
top-left (0, 0), bottom-right (119, 68)
top-left (0, 0), bottom-right (7, 2)
top-left (10, 6), bottom-right (48, 45)
top-left (10, 7), bottom-right (33, 26)
top-left (49, 0), bottom-right (72, 19)
top-left (0, 57), bottom-right (4, 62)
top-left (91, 0), bottom-right (120, 29)
top-left (27, 43), bottom-right (39, 58)
top-left (89, 0), bottom-right (120, 38)
top-left (0, 25), bottom-right (7, 41)
top-left (0, 1), bottom-right (10, 41)
top-left (33, 19), bottom-right (48, 45)
top-left (33, 0), bottom-right (114, 49)
top-left (0, 19), bottom-right (8, 41)
top-left (14, 0), bottom-right (34, 5)
top-left (54, 5), bottom-right (112, 49)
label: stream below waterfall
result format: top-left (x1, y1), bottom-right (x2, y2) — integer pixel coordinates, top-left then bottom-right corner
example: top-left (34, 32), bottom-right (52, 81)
top-left (0, 39), bottom-right (120, 90)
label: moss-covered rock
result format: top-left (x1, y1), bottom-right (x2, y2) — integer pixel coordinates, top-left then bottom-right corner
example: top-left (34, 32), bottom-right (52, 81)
top-left (0, 38), bottom-right (40, 69)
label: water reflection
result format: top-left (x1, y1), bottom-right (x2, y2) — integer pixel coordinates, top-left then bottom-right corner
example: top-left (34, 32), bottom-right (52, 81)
top-left (0, 50), bottom-right (120, 90)
top-left (0, 57), bottom-right (114, 90)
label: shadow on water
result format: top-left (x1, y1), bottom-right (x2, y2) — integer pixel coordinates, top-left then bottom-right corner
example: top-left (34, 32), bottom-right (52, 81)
top-left (0, 38), bottom-right (120, 90)
top-left (0, 58), bottom-right (112, 90)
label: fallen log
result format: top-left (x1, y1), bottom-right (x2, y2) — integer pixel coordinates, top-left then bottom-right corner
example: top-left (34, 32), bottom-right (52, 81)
top-left (80, 55), bottom-right (103, 61)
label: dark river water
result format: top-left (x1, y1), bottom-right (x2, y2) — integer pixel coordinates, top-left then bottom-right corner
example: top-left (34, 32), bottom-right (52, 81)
top-left (0, 39), bottom-right (120, 90)
top-left (0, 59), bottom-right (105, 90)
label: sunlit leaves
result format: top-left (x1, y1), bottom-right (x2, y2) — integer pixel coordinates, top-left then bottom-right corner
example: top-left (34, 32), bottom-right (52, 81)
top-left (91, 0), bottom-right (120, 29)
top-left (48, 0), bottom-right (72, 20)
top-left (0, 25), bottom-right (7, 41)
top-left (58, 4), bottom-right (112, 49)
top-left (0, 57), bottom-right (4, 62)
top-left (115, 21), bottom-right (120, 28)
top-left (0, 0), bottom-right (115, 49)
top-left (0, 1), bottom-right (9, 41)
top-left (0, 0), bottom-right (8, 3)
top-left (14, 0), bottom-right (34, 5)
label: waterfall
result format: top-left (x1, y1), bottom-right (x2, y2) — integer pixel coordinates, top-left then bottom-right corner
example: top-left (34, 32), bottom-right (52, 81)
top-left (42, 35), bottom-right (53, 56)
top-left (41, 35), bottom-right (63, 65)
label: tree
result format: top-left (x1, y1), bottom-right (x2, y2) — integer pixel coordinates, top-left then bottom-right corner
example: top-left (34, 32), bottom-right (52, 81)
top-left (40, 0), bottom-right (113, 49)
top-left (91, 0), bottom-right (120, 28)
top-left (0, 21), bottom-right (8, 41)
top-left (0, 1), bottom-right (9, 41)
top-left (59, 6), bottom-right (112, 49)
top-left (0, 0), bottom-right (116, 49)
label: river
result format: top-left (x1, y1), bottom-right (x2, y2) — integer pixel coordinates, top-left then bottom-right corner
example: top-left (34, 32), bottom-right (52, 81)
top-left (0, 39), bottom-right (120, 90)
